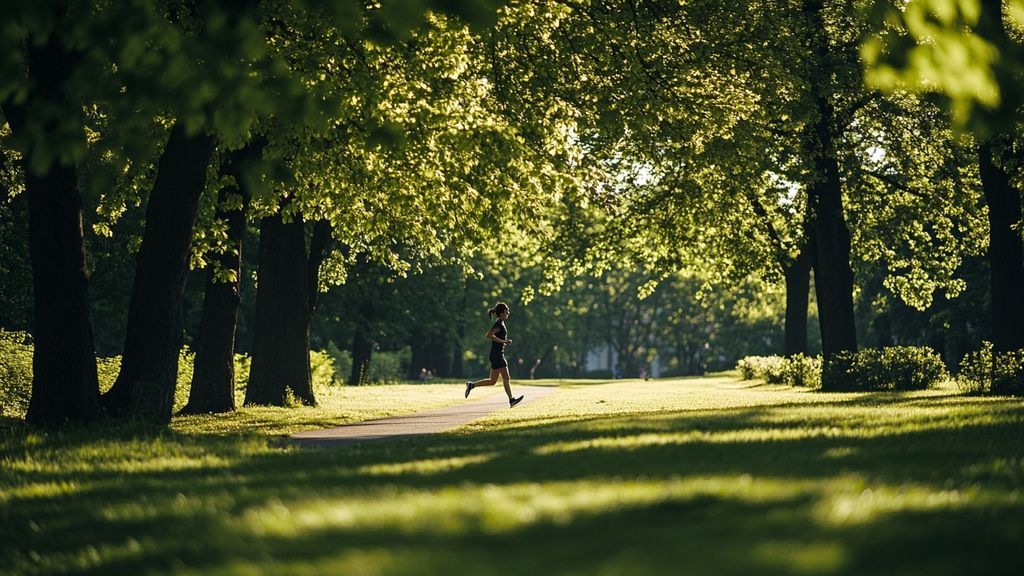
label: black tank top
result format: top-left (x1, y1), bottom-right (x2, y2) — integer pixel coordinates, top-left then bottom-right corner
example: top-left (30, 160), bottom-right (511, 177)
top-left (490, 320), bottom-right (507, 355)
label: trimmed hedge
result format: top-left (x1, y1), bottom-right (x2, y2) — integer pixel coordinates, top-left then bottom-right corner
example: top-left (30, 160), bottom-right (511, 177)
top-left (957, 342), bottom-right (1024, 396)
top-left (821, 346), bottom-right (947, 392)
top-left (736, 354), bottom-right (822, 388)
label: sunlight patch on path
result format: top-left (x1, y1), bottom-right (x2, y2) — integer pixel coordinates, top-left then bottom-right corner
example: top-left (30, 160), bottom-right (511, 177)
top-left (290, 385), bottom-right (558, 447)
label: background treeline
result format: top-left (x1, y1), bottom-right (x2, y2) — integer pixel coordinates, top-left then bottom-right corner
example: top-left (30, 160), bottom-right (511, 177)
top-left (0, 188), bottom-right (994, 383)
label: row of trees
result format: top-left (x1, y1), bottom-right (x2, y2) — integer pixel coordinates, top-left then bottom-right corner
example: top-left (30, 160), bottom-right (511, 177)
top-left (1, 0), bottom-right (1022, 426)
top-left (0, 0), bottom-right (571, 424)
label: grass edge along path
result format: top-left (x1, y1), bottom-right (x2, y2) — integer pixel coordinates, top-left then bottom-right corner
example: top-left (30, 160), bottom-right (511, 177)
top-left (290, 384), bottom-right (559, 447)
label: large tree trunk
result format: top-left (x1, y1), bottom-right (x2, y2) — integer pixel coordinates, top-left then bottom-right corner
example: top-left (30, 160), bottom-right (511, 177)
top-left (4, 34), bottom-right (102, 425)
top-left (783, 242), bottom-right (813, 357)
top-left (978, 138), bottom-right (1024, 353)
top-left (805, 0), bottom-right (858, 362)
top-left (101, 123), bottom-right (215, 423)
top-left (809, 120), bottom-right (858, 360)
top-left (180, 145), bottom-right (260, 415)
top-left (245, 212), bottom-right (315, 406)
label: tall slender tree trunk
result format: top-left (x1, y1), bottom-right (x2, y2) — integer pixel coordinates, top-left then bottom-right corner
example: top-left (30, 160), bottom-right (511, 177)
top-left (408, 333), bottom-right (450, 379)
top-left (809, 118), bottom-right (858, 359)
top-left (298, 218), bottom-right (333, 400)
top-left (805, 0), bottom-right (857, 362)
top-left (748, 188), bottom-right (815, 358)
top-left (432, 335), bottom-right (453, 377)
top-left (307, 219), bottom-right (333, 317)
top-left (450, 275), bottom-right (470, 378)
top-left (245, 212), bottom-right (315, 406)
top-left (978, 138), bottom-right (1024, 353)
top-left (101, 123), bottom-right (215, 423)
top-left (3, 34), bottom-right (102, 424)
top-left (408, 338), bottom-right (429, 380)
top-left (180, 144), bottom-right (260, 415)
top-left (349, 300), bottom-right (376, 385)
top-left (783, 242), bottom-right (813, 357)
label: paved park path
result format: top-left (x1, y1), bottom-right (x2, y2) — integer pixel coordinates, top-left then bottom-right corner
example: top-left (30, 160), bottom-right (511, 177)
top-left (291, 384), bottom-right (558, 447)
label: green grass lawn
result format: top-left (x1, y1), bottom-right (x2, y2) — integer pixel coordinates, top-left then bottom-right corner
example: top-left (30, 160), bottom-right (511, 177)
top-left (2, 374), bottom-right (1023, 575)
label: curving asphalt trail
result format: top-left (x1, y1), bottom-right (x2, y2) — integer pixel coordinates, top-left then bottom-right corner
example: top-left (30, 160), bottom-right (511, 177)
top-left (290, 384), bottom-right (557, 448)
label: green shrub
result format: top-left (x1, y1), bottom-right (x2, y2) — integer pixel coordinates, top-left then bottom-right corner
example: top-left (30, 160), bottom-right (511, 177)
top-left (323, 341), bottom-right (352, 384)
top-left (0, 330), bottom-right (33, 417)
top-left (736, 356), bottom-right (788, 383)
top-left (991, 350), bottom-right (1024, 395)
top-left (735, 354), bottom-right (821, 388)
top-left (957, 342), bottom-right (1024, 396)
top-left (785, 354), bottom-right (822, 388)
top-left (736, 357), bottom-right (758, 380)
top-left (820, 351), bottom-right (858, 391)
top-left (365, 349), bottom-right (411, 383)
top-left (310, 348), bottom-right (343, 390)
top-left (234, 354), bottom-right (251, 395)
top-left (321, 343), bottom-right (408, 384)
top-left (761, 357), bottom-right (789, 384)
top-left (1, 336), bottom-right (204, 418)
top-left (89, 348), bottom-right (192, 410)
top-left (822, 346), bottom-right (947, 392)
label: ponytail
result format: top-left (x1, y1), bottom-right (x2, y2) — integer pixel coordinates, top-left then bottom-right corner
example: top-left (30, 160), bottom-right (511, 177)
top-left (488, 302), bottom-right (509, 319)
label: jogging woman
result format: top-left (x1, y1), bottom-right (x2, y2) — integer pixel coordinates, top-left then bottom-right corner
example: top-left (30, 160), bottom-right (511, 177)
top-left (465, 302), bottom-right (523, 407)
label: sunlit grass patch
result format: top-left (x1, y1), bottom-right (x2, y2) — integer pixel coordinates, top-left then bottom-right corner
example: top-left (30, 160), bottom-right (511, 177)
top-left (173, 383), bottom-right (500, 437)
top-left (1, 374), bottom-right (1023, 575)
top-left (233, 475), bottom-right (814, 538)
top-left (751, 540), bottom-right (847, 574)
top-left (814, 480), bottom-right (979, 526)
top-left (355, 453), bottom-right (497, 477)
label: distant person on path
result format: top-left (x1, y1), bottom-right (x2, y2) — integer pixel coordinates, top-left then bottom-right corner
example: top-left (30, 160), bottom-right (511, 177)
top-left (465, 302), bottom-right (523, 407)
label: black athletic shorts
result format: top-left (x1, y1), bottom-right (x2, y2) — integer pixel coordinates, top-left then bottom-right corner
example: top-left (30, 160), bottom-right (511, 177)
top-left (490, 350), bottom-right (507, 370)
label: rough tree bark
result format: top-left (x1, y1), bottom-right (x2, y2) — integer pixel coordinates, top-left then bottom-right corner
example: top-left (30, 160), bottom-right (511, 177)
top-left (101, 123), bottom-right (216, 423)
top-left (978, 138), bottom-right (1024, 353)
top-left (4, 33), bottom-right (102, 424)
top-left (245, 212), bottom-right (315, 406)
top-left (805, 0), bottom-right (858, 362)
top-left (180, 143), bottom-right (261, 415)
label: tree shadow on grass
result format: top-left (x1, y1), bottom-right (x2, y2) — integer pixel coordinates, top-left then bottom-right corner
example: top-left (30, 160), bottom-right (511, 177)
top-left (35, 483), bottom-right (1024, 576)
top-left (2, 393), bottom-right (1023, 575)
